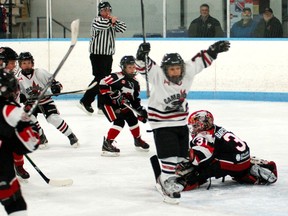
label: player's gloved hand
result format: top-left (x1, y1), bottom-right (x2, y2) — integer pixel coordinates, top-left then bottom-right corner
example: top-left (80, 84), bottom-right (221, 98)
top-left (23, 103), bottom-right (32, 113)
top-left (16, 121), bottom-right (40, 150)
top-left (110, 90), bottom-right (126, 106)
top-left (207, 40), bottom-right (230, 59)
top-left (136, 42), bottom-right (150, 61)
top-left (176, 160), bottom-right (194, 176)
top-left (136, 106), bottom-right (148, 123)
top-left (51, 81), bottom-right (62, 94)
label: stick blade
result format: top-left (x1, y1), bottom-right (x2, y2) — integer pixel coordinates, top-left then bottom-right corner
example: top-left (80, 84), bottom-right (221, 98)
top-left (70, 19), bottom-right (80, 45)
top-left (150, 155), bottom-right (161, 182)
top-left (48, 179), bottom-right (73, 187)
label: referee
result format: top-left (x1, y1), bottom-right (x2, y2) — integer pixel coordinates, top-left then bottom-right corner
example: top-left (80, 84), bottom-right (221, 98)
top-left (79, 1), bottom-right (127, 115)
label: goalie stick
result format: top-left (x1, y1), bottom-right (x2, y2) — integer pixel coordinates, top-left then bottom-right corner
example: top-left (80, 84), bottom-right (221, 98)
top-left (25, 155), bottom-right (73, 187)
top-left (140, 0), bottom-right (150, 98)
top-left (150, 155), bottom-right (180, 204)
top-left (27, 19), bottom-right (80, 117)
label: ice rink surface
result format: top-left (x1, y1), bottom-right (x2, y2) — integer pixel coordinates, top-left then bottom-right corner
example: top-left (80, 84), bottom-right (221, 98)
top-left (1, 99), bottom-right (287, 216)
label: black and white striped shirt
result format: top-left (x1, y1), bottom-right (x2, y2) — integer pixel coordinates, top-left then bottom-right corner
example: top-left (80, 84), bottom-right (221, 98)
top-left (89, 16), bottom-right (126, 55)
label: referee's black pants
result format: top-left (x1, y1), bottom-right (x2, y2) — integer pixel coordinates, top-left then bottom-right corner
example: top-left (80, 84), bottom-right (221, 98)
top-left (80, 54), bottom-right (113, 109)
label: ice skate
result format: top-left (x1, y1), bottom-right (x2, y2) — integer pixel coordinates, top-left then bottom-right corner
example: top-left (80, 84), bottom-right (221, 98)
top-left (101, 137), bottom-right (120, 157)
top-left (15, 165), bottom-right (30, 180)
top-left (39, 133), bottom-right (49, 149)
top-left (134, 137), bottom-right (149, 152)
top-left (68, 133), bottom-right (79, 148)
top-left (156, 176), bottom-right (183, 204)
top-left (78, 100), bottom-right (94, 116)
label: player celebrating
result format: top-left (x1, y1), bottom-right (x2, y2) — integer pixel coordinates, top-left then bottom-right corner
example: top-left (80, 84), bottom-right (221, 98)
top-left (175, 110), bottom-right (277, 190)
top-left (135, 41), bottom-right (230, 201)
top-left (99, 55), bottom-right (149, 156)
top-left (17, 52), bottom-right (79, 148)
top-left (0, 70), bottom-right (40, 216)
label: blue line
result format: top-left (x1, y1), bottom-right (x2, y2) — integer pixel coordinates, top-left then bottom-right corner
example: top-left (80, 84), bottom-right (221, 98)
top-left (53, 91), bottom-right (288, 102)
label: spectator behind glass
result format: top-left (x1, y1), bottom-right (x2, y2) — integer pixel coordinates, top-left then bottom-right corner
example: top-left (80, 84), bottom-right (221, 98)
top-left (253, 7), bottom-right (283, 38)
top-left (188, 3), bottom-right (224, 37)
top-left (231, 8), bottom-right (258, 38)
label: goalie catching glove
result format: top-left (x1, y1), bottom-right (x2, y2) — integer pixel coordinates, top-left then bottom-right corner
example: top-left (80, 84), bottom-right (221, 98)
top-left (207, 40), bottom-right (230, 59)
top-left (136, 106), bottom-right (148, 123)
top-left (136, 42), bottom-right (151, 61)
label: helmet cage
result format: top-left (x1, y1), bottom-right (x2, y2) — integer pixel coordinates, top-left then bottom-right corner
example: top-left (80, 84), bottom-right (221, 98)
top-left (161, 53), bottom-right (185, 84)
top-left (120, 55), bottom-right (137, 78)
top-left (98, 1), bottom-right (112, 15)
top-left (188, 110), bottom-right (214, 134)
top-left (19, 52), bottom-right (34, 75)
top-left (0, 70), bottom-right (18, 99)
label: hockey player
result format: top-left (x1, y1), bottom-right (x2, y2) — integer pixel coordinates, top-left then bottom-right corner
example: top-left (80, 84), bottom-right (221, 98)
top-left (175, 110), bottom-right (277, 191)
top-left (0, 70), bottom-right (40, 216)
top-left (99, 55), bottom-right (149, 156)
top-left (135, 41), bottom-right (230, 200)
top-left (0, 47), bottom-right (33, 179)
top-left (17, 52), bottom-right (79, 148)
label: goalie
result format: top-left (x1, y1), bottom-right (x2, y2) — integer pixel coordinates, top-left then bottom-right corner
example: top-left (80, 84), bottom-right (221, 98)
top-left (175, 110), bottom-right (277, 191)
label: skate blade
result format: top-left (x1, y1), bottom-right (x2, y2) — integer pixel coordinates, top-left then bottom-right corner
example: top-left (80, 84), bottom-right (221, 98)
top-left (17, 176), bottom-right (29, 183)
top-left (77, 104), bottom-right (93, 116)
top-left (71, 142), bottom-right (80, 148)
top-left (39, 143), bottom-right (49, 150)
top-left (101, 151), bottom-right (120, 157)
top-left (155, 183), bottom-right (180, 205)
top-left (135, 146), bottom-right (149, 152)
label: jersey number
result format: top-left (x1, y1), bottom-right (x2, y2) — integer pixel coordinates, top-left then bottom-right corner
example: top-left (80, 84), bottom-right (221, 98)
top-left (223, 132), bottom-right (246, 152)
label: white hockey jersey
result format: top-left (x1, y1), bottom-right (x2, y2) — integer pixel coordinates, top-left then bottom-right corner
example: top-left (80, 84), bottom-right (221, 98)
top-left (136, 50), bottom-right (214, 130)
top-left (17, 68), bottom-right (54, 105)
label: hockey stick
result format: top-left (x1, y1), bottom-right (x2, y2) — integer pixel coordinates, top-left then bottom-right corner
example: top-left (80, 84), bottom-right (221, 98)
top-left (123, 102), bottom-right (142, 116)
top-left (24, 155), bottom-right (73, 187)
top-left (31, 81), bottom-right (97, 98)
top-left (140, 0), bottom-right (150, 98)
top-left (27, 19), bottom-right (80, 117)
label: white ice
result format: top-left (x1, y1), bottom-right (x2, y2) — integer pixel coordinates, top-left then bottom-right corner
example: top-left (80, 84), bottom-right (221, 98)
top-left (1, 99), bottom-right (288, 216)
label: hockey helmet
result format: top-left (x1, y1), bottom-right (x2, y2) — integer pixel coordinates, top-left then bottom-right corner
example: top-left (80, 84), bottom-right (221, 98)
top-left (18, 52), bottom-right (34, 75)
top-left (120, 55), bottom-right (137, 78)
top-left (0, 69), bottom-right (18, 99)
top-left (188, 110), bottom-right (214, 134)
top-left (160, 53), bottom-right (185, 84)
top-left (0, 47), bottom-right (18, 64)
top-left (98, 1), bottom-right (112, 15)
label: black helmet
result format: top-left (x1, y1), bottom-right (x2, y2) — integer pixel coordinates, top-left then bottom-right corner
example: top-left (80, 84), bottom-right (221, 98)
top-left (98, 1), bottom-right (112, 15)
top-left (160, 53), bottom-right (185, 84)
top-left (18, 52), bottom-right (34, 75)
top-left (120, 55), bottom-right (136, 78)
top-left (0, 47), bottom-right (18, 64)
top-left (0, 69), bottom-right (18, 99)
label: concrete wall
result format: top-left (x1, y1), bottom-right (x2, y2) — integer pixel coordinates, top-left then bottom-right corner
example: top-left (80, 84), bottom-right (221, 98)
top-left (1, 38), bottom-right (288, 100)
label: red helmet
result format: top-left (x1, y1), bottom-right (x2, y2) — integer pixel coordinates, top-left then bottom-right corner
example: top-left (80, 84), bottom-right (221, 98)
top-left (188, 110), bottom-right (214, 134)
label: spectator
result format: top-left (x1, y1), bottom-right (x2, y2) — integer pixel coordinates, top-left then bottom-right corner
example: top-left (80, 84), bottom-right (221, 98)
top-left (231, 7), bottom-right (258, 38)
top-left (188, 3), bottom-right (224, 37)
top-left (253, 7), bottom-right (283, 38)
top-left (79, 1), bottom-right (127, 115)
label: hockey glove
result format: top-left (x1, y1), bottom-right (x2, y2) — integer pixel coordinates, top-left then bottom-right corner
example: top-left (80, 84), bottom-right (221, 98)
top-left (136, 106), bottom-right (148, 123)
top-left (110, 90), bottom-right (127, 106)
top-left (136, 42), bottom-right (151, 61)
top-left (16, 121), bottom-right (40, 151)
top-left (207, 40), bottom-right (230, 59)
top-left (176, 160), bottom-right (194, 176)
top-left (51, 81), bottom-right (62, 94)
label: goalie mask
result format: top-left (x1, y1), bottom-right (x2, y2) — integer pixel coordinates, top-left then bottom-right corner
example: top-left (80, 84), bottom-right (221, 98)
top-left (0, 69), bottom-right (18, 99)
top-left (19, 52), bottom-right (34, 75)
top-left (120, 55), bottom-right (137, 78)
top-left (188, 110), bottom-right (214, 135)
top-left (98, 1), bottom-right (112, 15)
top-left (161, 53), bottom-right (185, 84)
